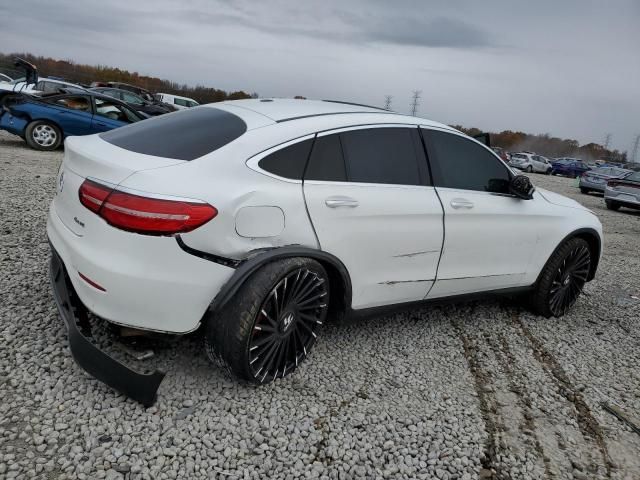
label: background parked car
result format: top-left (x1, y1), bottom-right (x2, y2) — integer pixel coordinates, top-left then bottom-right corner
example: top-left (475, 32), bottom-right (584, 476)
top-left (551, 158), bottom-right (591, 177)
top-left (0, 73), bottom-right (13, 83)
top-left (579, 166), bottom-right (631, 194)
top-left (491, 146), bottom-right (510, 162)
top-left (509, 152), bottom-right (552, 173)
top-left (0, 92), bottom-right (144, 150)
top-left (90, 87), bottom-right (173, 116)
top-left (156, 92), bottom-right (199, 109)
top-left (604, 171), bottom-right (640, 211)
top-left (0, 77), bottom-right (86, 94)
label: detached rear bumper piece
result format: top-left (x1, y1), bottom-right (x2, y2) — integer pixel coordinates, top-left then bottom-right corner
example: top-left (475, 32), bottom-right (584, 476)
top-left (49, 246), bottom-right (165, 407)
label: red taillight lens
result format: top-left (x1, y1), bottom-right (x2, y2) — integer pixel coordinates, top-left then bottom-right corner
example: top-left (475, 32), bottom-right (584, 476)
top-left (78, 179), bottom-right (217, 235)
top-left (79, 179), bottom-right (112, 213)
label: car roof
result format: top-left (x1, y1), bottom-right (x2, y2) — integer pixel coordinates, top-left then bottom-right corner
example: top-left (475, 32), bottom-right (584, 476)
top-left (210, 98), bottom-right (452, 129)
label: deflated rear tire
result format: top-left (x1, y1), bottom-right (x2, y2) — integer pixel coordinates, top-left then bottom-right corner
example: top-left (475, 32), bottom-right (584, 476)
top-left (25, 120), bottom-right (62, 151)
top-left (530, 237), bottom-right (591, 318)
top-left (205, 257), bottom-right (329, 384)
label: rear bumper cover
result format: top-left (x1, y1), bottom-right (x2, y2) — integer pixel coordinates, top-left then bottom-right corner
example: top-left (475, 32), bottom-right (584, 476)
top-left (50, 246), bottom-right (165, 407)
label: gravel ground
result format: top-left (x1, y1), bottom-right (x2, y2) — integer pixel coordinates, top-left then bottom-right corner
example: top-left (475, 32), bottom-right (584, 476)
top-left (1, 129), bottom-right (639, 480)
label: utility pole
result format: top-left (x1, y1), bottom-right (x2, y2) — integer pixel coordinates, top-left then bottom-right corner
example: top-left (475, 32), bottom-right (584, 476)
top-left (410, 90), bottom-right (421, 116)
top-left (383, 95), bottom-right (393, 111)
top-left (631, 134), bottom-right (640, 164)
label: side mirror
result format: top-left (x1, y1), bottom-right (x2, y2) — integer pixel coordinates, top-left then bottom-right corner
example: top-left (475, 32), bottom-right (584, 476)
top-left (509, 175), bottom-right (535, 200)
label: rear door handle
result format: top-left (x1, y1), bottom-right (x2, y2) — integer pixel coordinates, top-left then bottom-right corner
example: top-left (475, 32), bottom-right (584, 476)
top-left (450, 198), bottom-right (474, 209)
top-left (325, 196), bottom-right (359, 208)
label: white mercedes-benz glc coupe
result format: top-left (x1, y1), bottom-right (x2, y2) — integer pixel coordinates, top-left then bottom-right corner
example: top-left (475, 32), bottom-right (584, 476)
top-left (48, 99), bottom-right (602, 405)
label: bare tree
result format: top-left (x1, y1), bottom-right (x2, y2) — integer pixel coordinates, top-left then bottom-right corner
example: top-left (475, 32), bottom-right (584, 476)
top-left (383, 95), bottom-right (393, 111)
top-left (410, 90), bottom-right (421, 116)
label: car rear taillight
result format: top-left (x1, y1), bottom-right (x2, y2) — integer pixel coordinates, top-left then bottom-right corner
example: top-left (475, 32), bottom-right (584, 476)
top-left (78, 179), bottom-right (217, 235)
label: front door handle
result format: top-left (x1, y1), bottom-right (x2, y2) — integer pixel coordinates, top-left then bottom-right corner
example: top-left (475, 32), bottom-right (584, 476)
top-left (325, 196), bottom-right (359, 208)
top-left (450, 198), bottom-right (474, 209)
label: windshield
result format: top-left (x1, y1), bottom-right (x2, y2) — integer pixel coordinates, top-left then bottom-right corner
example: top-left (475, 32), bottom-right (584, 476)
top-left (626, 172), bottom-right (640, 182)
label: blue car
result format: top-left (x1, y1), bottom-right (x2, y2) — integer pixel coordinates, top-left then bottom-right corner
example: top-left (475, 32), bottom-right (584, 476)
top-left (0, 92), bottom-right (144, 150)
top-left (550, 158), bottom-right (591, 178)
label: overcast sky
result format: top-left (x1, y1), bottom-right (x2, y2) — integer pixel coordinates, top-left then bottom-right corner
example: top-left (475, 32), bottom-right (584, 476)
top-left (1, 0), bottom-right (639, 152)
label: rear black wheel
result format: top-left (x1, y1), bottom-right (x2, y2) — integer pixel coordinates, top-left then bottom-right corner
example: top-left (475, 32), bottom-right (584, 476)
top-left (531, 238), bottom-right (591, 318)
top-left (205, 258), bottom-right (329, 383)
top-left (605, 200), bottom-right (620, 211)
top-left (526, 165), bottom-right (533, 173)
top-left (580, 187), bottom-right (589, 194)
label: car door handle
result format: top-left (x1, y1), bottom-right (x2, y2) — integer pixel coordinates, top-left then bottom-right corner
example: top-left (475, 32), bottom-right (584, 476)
top-left (325, 196), bottom-right (359, 208)
top-left (96, 122), bottom-right (107, 127)
top-left (450, 199), bottom-right (474, 209)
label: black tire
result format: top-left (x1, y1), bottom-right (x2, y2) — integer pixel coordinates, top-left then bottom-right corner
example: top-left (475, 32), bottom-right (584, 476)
top-left (205, 257), bottom-right (330, 384)
top-left (546, 168), bottom-right (551, 175)
top-left (605, 200), bottom-right (620, 211)
top-left (25, 120), bottom-right (62, 151)
top-left (526, 165), bottom-right (533, 173)
top-left (530, 238), bottom-right (591, 318)
top-left (580, 187), bottom-right (589, 194)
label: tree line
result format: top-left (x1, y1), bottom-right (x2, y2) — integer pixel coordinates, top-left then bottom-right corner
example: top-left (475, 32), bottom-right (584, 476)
top-left (0, 52), bottom-right (254, 104)
top-left (453, 125), bottom-right (627, 164)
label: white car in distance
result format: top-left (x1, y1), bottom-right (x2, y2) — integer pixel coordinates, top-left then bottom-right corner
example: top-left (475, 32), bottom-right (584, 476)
top-left (156, 92), bottom-right (199, 109)
top-left (510, 152), bottom-right (552, 174)
top-left (47, 99), bottom-right (603, 406)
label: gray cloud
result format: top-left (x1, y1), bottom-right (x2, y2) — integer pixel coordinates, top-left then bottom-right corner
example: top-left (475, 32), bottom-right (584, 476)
top-left (0, 0), bottom-right (638, 152)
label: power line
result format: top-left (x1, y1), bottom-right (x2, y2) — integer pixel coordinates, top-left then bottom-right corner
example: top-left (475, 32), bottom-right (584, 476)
top-left (383, 95), bottom-right (392, 111)
top-left (410, 90), bottom-right (421, 116)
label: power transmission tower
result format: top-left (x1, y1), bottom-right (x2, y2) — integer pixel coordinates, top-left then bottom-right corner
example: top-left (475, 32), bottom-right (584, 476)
top-left (631, 134), bottom-right (640, 164)
top-left (410, 90), bottom-right (421, 116)
top-left (383, 95), bottom-right (393, 111)
top-left (603, 133), bottom-right (612, 150)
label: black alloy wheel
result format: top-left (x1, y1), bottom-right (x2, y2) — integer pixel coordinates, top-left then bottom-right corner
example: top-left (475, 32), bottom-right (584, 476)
top-left (205, 257), bottom-right (330, 384)
top-left (547, 243), bottom-right (591, 316)
top-left (248, 267), bottom-right (328, 382)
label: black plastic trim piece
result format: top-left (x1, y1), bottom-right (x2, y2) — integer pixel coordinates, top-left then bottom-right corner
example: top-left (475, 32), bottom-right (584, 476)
top-left (209, 245), bottom-right (352, 313)
top-left (276, 111), bottom-right (394, 123)
top-left (321, 100), bottom-right (388, 111)
top-left (345, 285), bottom-right (534, 322)
top-left (49, 246), bottom-right (165, 407)
top-left (175, 236), bottom-right (242, 269)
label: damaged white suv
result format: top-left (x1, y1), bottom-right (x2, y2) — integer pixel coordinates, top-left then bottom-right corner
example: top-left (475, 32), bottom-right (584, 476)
top-left (48, 99), bottom-right (602, 405)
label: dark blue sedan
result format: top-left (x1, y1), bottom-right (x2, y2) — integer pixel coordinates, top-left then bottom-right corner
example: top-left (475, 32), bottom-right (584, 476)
top-left (0, 92), bottom-right (144, 150)
top-left (550, 158), bottom-right (591, 178)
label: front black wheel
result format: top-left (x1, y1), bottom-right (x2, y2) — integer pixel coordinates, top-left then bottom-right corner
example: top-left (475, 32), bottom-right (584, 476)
top-left (526, 165), bottom-right (533, 173)
top-left (580, 187), bottom-right (589, 194)
top-left (531, 238), bottom-right (592, 318)
top-left (605, 200), bottom-right (620, 211)
top-left (206, 258), bottom-right (329, 383)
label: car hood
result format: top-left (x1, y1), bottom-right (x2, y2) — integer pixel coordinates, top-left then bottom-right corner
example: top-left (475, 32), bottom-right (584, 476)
top-left (537, 188), bottom-right (589, 211)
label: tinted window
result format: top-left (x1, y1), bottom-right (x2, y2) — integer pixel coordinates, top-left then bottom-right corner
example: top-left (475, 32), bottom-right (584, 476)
top-left (305, 134), bottom-right (347, 182)
top-left (258, 139), bottom-right (313, 180)
top-left (101, 107), bottom-right (247, 160)
top-left (94, 98), bottom-right (140, 123)
top-left (174, 98), bottom-right (189, 107)
top-left (424, 129), bottom-right (511, 193)
top-left (340, 128), bottom-right (422, 185)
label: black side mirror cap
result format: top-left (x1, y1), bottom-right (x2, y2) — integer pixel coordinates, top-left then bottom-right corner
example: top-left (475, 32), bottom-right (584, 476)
top-left (509, 175), bottom-right (535, 200)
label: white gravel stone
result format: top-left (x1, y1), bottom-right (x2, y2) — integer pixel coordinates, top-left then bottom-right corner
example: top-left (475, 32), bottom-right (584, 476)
top-left (1, 131), bottom-right (639, 479)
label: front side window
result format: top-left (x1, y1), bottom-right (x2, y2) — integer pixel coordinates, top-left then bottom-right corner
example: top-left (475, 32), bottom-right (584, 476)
top-left (258, 139), bottom-right (313, 180)
top-left (340, 128), bottom-right (424, 186)
top-left (94, 98), bottom-right (139, 123)
top-left (174, 98), bottom-right (189, 107)
top-left (423, 129), bottom-right (511, 193)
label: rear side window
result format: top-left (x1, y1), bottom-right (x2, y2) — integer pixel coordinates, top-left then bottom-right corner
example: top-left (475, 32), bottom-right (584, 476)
top-left (258, 139), bottom-right (313, 180)
top-left (101, 107), bottom-right (246, 160)
top-left (340, 128), bottom-right (423, 186)
top-left (423, 129), bottom-right (511, 193)
top-left (305, 134), bottom-right (347, 182)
